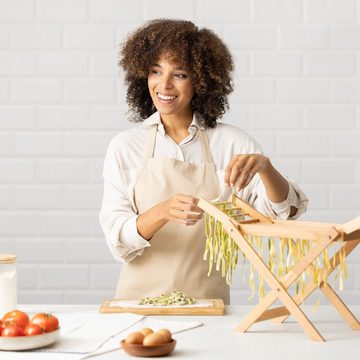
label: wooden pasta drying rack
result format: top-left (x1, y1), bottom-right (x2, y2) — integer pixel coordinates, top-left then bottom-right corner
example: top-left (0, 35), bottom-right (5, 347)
top-left (198, 194), bottom-right (360, 342)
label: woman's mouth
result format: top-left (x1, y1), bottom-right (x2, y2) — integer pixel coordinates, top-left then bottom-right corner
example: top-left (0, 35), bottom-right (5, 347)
top-left (157, 93), bottom-right (178, 103)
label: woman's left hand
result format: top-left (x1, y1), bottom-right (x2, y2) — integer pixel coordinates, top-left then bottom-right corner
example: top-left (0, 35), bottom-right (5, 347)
top-left (224, 154), bottom-right (270, 191)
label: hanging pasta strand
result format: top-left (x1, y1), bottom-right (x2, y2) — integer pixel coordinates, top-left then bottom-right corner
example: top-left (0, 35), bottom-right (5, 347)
top-left (203, 213), bottom-right (211, 261)
top-left (312, 297), bottom-right (321, 314)
top-left (248, 263), bottom-right (256, 300)
top-left (204, 213), bottom-right (215, 276)
top-left (268, 237), bottom-right (276, 274)
top-left (257, 236), bottom-right (265, 300)
top-left (323, 248), bottom-right (330, 287)
top-left (339, 243), bottom-right (348, 291)
top-left (341, 244), bottom-right (348, 279)
top-left (241, 240), bottom-right (247, 283)
top-left (203, 201), bottom-right (243, 286)
top-left (278, 237), bottom-right (285, 277)
top-left (300, 271), bottom-right (307, 301)
top-left (286, 238), bottom-right (295, 272)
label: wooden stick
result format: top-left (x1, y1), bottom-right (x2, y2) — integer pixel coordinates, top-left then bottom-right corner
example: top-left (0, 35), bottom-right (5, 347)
top-left (258, 306), bottom-right (290, 321)
top-left (231, 194), bottom-right (273, 224)
top-left (275, 283), bottom-right (325, 342)
top-left (237, 223), bottom-right (336, 242)
top-left (339, 216), bottom-right (360, 235)
top-left (343, 230), bottom-right (360, 241)
top-left (320, 283), bottom-right (360, 330)
top-left (235, 290), bottom-right (279, 332)
top-left (198, 198), bottom-right (233, 228)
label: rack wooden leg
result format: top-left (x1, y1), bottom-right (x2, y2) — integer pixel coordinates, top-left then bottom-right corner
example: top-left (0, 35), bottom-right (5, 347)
top-left (230, 227), bottom-right (327, 341)
top-left (276, 285), bottom-right (325, 342)
top-left (273, 239), bottom-right (360, 324)
top-left (271, 278), bottom-right (316, 324)
top-left (320, 283), bottom-right (360, 330)
top-left (236, 288), bottom-right (325, 341)
top-left (235, 290), bottom-right (279, 332)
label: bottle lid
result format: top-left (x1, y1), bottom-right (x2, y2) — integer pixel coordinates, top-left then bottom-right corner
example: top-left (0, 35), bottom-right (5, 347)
top-left (0, 254), bottom-right (17, 264)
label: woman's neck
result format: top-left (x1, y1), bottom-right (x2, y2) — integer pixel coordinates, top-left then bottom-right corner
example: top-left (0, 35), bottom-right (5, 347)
top-left (160, 112), bottom-right (193, 144)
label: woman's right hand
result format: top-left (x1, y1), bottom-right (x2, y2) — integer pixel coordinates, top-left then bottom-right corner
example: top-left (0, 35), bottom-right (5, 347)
top-left (160, 193), bottom-right (203, 226)
top-left (137, 194), bottom-right (203, 240)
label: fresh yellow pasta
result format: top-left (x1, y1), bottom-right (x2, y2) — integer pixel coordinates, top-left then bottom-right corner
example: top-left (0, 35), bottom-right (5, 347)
top-left (203, 200), bottom-right (349, 304)
top-left (138, 290), bottom-right (195, 306)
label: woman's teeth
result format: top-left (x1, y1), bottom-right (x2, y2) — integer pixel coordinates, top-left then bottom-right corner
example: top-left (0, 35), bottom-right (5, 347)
top-left (157, 93), bottom-right (176, 101)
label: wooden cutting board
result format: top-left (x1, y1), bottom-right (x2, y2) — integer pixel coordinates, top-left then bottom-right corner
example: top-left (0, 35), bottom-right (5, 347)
top-left (99, 299), bottom-right (225, 315)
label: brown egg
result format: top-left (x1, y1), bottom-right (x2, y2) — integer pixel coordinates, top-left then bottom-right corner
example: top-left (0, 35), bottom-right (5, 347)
top-left (139, 327), bottom-right (153, 336)
top-left (156, 328), bottom-right (172, 342)
top-left (125, 331), bottom-right (145, 345)
top-left (143, 332), bottom-right (167, 346)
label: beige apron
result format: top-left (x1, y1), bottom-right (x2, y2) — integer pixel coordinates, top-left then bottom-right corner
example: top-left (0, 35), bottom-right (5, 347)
top-left (116, 124), bottom-right (230, 304)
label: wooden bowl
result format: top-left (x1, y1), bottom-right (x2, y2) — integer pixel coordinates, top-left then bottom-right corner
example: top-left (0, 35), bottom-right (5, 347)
top-left (120, 339), bottom-right (176, 357)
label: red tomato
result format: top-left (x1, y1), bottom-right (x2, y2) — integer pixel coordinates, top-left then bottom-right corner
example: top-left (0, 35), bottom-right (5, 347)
top-left (24, 323), bottom-right (43, 336)
top-left (30, 313), bottom-right (59, 333)
top-left (1, 324), bottom-right (25, 337)
top-left (2, 310), bottom-right (30, 331)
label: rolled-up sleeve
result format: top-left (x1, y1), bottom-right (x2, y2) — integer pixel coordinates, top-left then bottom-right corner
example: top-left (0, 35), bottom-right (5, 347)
top-left (246, 175), bottom-right (308, 220)
top-left (267, 178), bottom-right (308, 219)
top-left (99, 142), bottom-right (150, 263)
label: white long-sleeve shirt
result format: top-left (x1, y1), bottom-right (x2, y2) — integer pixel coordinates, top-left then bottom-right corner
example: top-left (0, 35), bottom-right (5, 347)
top-left (99, 112), bottom-right (308, 263)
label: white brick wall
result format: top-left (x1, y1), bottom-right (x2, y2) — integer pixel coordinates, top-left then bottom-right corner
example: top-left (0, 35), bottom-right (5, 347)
top-left (0, 0), bottom-right (33, 22)
top-left (252, 52), bottom-right (302, 76)
top-left (36, 0), bottom-right (87, 22)
top-left (10, 25), bottom-right (62, 49)
top-left (253, 0), bottom-right (303, 22)
top-left (10, 80), bottom-right (62, 103)
top-left (305, 0), bottom-right (357, 22)
top-left (0, 0), bottom-right (359, 305)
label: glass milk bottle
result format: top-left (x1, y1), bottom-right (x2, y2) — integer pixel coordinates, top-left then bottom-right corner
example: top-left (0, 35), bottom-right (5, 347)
top-left (0, 254), bottom-right (17, 314)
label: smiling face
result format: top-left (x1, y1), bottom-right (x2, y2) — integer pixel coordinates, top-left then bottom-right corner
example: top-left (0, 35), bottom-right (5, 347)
top-left (147, 53), bottom-right (194, 119)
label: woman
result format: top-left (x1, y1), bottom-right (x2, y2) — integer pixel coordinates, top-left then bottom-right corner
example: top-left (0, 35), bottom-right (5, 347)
top-left (99, 19), bottom-right (308, 304)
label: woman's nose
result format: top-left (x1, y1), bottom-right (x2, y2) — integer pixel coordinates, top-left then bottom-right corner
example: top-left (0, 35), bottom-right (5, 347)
top-left (159, 74), bottom-right (173, 89)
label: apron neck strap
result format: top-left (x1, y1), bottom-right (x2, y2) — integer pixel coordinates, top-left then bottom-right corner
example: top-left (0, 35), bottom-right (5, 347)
top-left (145, 125), bottom-right (158, 160)
top-left (198, 128), bottom-right (214, 163)
top-left (145, 124), bottom-right (214, 163)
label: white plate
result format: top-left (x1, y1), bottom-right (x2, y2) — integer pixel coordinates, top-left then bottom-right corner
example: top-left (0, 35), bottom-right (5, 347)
top-left (0, 328), bottom-right (60, 351)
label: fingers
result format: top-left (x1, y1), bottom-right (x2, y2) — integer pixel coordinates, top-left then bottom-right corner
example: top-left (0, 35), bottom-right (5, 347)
top-left (224, 155), bottom-right (258, 191)
top-left (224, 156), bottom-right (238, 187)
top-left (227, 155), bottom-right (252, 188)
top-left (240, 166), bottom-right (257, 190)
top-left (169, 211), bottom-right (202, 226)
top-left (172, 217), bottom-right (199, 226)
top-left (173, 194), bottom-right (203, 213)
top-left (168, 194), bottom-right (203, 226)
top-left (169, 209), bottom-right (203, 221)
top-left (236, 159), bottom-right (257, 191)
top-left (228, 156), bottom-right (250, 188)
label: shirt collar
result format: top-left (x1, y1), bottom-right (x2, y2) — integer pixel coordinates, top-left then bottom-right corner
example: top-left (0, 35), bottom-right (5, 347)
top-left (143, 111), bottom-right (206, 132)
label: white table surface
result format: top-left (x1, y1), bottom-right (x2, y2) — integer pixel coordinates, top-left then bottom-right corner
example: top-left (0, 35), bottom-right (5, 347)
top-left (0, 304), bottom-right (359, 360)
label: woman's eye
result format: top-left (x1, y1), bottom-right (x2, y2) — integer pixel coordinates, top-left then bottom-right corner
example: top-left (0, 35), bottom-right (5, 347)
top-left (150, 70), bottom-right (161, 75)
top-left (175, 73), bottom-right (187, 79)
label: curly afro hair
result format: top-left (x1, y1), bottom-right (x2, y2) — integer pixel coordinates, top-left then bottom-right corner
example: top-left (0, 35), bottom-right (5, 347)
top-left (119, 19), bottom-right (234, 128)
